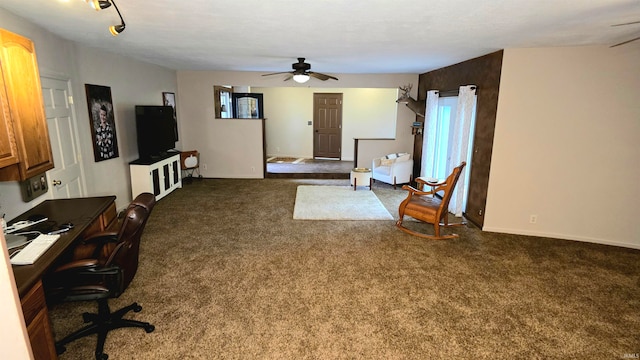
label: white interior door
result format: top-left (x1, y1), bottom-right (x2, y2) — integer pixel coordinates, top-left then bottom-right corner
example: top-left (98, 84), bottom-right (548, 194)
top-left (41, 77), bottom-right (85, 199)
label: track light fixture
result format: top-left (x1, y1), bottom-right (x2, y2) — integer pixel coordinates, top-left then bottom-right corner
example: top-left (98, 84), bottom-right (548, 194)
top-left (85, 0), bottom-right (126, 36)
top-left (107, 0), bottom-right (126, 36)
top-left (109, 24), bottom-right (126, 36)
top-left (85, 0), bottom-right (111, 11)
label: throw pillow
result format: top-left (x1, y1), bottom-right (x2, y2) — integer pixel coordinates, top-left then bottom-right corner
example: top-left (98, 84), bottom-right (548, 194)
top-left (385, 153), bottom-right (398, 159)
top-left (380, 158), bottom-right (395, 166)
top-left (396, 153), bottom-right (410, 162)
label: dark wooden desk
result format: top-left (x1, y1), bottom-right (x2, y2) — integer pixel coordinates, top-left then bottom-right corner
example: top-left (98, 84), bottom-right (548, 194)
top-left (9, 196), bottom-right (117, 360)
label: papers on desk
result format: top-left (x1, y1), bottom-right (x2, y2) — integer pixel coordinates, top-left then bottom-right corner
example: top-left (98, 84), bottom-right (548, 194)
top-left (4, 234), bottom-right (31, 250)
top-left (4, 217), bottom-right (48, 234)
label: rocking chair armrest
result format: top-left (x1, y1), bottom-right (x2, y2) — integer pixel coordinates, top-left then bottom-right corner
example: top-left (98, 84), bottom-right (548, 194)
top-left (416, 177), bottom-right (445, 187)
top-left (401, 184), bottom-right (435, 196)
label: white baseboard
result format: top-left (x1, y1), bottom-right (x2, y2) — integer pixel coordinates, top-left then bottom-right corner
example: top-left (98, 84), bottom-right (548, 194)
top-left (482, 226), bottom-right (640, 250)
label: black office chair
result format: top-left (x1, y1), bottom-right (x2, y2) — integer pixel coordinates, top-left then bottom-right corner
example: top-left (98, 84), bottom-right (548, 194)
top-left (45, 193), bottom-right (157, 360)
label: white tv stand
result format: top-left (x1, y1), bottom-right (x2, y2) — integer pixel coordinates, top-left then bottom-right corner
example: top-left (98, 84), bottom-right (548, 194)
top-left (130, 152), bottom-right (182, 201)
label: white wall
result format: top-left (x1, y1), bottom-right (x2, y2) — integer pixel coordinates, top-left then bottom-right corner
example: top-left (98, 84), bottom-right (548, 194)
top-left (72, 46), bottom-right (179, 205)
top-left (0, 233), bottom-right (32, 359)
top-left (485, 45), bottom-right (640, 249)
top-left (0, 8), bottom-right (178, 218)
top-left (255, 87), bottom-right (400, 160)
top-left (0, 8), bottom-right (178, 355)
top-left (176, 71), bottom-right (418, 178)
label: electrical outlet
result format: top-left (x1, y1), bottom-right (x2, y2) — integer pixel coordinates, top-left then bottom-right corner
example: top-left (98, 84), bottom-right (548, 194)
top-left (203, 164), bottom-right (207, 170)
top-left (251, 166), bottom-right (255, 172)
top-left (529, 215), bottom-right (538, 224)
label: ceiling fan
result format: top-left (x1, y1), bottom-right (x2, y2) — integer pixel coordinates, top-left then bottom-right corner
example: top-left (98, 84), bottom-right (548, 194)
top-left (262, 58), bottom-right (338, 83)
top-left (610, 20), bottom-right (640, 47)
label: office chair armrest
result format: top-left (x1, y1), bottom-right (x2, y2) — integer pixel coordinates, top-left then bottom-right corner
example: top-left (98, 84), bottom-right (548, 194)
top-left (53, 259), bottom-right (99, 273)
top-left (85, 266), bottom-right (121, 275)
top-left (51, 261), bottom-right (121, 283)
top-left (79, 232), bottom-right (119, 258)
top-left (83, 231), bottom-right (119, 245)
top-left (47, 264), bottom-right (123, 300)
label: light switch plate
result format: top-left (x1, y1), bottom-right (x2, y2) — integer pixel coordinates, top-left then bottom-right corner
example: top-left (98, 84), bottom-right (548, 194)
top-left (20, 173), bottom-right (48, 202)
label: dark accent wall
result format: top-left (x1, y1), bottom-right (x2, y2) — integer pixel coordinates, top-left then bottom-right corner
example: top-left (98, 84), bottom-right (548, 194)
top-left (415, 50), bottom-right (503, 228)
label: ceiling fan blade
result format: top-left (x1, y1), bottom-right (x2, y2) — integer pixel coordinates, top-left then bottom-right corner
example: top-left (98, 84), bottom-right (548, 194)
top-left (610, 36), bottom-right (640, 47)
top-left (262, 71), bottom-right (293, 77)
top-left (283, 75), bottom-right (293, 81)
top-left (612, 20), bottom-right (640, 26)
top-left (308, 71), bottom-right (338, 81)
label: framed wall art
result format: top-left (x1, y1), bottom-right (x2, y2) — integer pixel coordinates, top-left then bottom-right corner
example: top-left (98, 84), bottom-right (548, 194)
top-left (85, 84), bottom-right (119, 162)
top-left (163, 91), bottom-right (179, 140)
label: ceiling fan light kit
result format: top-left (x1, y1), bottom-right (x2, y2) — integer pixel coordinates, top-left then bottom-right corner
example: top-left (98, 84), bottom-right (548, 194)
top-left (262, 58), bottom-right (338, 83)
top-left (293, 74), bottom-right (310, 83)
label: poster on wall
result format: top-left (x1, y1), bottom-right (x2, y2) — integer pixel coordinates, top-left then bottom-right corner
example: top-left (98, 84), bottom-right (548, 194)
top-left (85, 84), bottom-right (119, 162)
top-left (162, 91), bottom-right (179, 140)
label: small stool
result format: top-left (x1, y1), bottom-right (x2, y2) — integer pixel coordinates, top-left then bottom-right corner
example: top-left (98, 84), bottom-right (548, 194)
top-left (350, 168), bottom-right (372, 191)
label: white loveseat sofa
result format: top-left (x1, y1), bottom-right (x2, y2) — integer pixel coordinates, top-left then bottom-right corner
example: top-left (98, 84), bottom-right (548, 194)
top-left (371, 152), bottom-right (413, 189)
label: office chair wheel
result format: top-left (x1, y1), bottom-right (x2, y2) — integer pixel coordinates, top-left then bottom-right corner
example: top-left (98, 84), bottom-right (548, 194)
top-left (144, 324), bottom-right (155, 333)
top-left (55, 344), bottom-right (66, 355)
top-left (95, 351), bottom-right (108, 360)
top-left (133, 303), bottom-right (142, 312)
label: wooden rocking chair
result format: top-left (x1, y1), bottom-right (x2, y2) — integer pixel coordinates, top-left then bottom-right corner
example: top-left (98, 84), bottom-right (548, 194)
top-left (396, 162), bottom-right (466, 240)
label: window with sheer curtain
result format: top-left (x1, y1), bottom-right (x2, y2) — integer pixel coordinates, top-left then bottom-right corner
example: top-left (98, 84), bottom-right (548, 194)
top-left (421, 85), bottom-right (477, 216)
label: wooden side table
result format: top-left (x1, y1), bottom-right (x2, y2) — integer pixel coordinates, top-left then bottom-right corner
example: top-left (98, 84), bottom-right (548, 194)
top-left (350, 168), bottom-right (372, 191)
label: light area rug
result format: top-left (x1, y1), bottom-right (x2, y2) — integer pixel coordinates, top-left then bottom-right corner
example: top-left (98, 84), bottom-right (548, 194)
top-left (293, 185), bottom-right (394, 220)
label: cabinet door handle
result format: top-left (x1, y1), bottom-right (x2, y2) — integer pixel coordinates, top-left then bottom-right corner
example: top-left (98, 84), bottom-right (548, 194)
top-left (52, 180), bottom-right (62, 186)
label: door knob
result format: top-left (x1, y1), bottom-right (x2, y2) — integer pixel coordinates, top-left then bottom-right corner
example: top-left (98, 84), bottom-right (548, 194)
top-left (52, 180), bottom-right (62, 186)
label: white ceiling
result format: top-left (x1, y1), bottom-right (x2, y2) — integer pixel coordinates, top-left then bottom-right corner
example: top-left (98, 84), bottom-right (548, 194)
top-left (1, 0), bottom-right (639, 75)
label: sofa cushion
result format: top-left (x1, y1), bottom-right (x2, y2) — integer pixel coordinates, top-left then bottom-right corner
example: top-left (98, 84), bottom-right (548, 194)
top-left (385, 153), bottom-right (398, 159)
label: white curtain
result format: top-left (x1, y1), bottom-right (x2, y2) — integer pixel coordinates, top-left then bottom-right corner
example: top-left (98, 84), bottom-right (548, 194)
top-left (420, 90), bottom-right (439, 178)
top-left (448, 85), bottom-right (477, 216)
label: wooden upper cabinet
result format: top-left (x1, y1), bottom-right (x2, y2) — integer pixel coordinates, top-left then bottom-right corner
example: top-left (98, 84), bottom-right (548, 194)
top-left (0, 28), bottom-right (54, 181)
top-left (0, 59), bottom-right (19, 168)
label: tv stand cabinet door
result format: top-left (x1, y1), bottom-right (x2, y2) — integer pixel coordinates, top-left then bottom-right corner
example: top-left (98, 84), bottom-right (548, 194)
top-left (130, 153), bottom-right (181, 200)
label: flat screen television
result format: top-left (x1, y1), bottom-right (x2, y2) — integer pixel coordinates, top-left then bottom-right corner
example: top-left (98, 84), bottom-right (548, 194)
top-left (135, 105), bottom-right (177, 160)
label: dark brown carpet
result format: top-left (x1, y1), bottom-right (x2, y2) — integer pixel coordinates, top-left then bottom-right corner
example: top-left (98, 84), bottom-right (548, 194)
top-left (50, 178), bottom-right (640, 359)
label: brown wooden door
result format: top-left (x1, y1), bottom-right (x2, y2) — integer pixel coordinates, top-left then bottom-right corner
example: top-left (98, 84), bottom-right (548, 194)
top-left (313, 93), bottom-right (342, 159)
